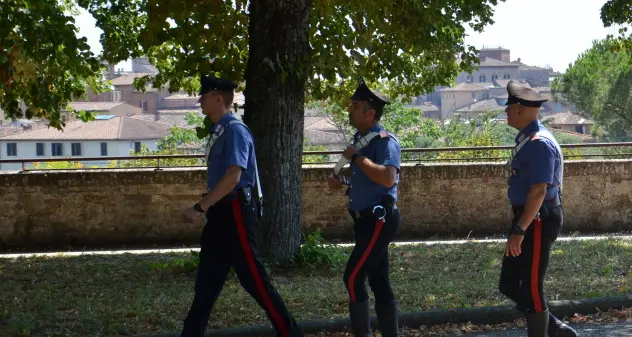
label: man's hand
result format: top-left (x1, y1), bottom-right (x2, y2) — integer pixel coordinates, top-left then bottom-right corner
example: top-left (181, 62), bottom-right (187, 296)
top-left (327, 174), bottom-right (344, 189)
top-left (505, 234), bottom-right (524, 257)
top-left (182, 207), bottom-right (204, 224)
top-left (342, 145), bottom-right (358, 161)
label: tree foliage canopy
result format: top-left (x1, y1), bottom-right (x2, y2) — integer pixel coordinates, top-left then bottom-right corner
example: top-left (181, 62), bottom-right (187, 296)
top-left (0, 0), bottom-right (108, 129)
top-left (3, 0), bottom-right (502, 130)
top-left (552, 38), bottom-right (632, 139)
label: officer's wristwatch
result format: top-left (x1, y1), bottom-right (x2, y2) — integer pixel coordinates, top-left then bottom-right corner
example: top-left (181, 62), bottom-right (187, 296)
top-left (510, 225), bottom-right (525, 236)
top-left (193, 203), bottom-right (204, 213)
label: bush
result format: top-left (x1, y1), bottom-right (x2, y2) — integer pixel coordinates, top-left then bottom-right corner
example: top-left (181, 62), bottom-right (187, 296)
top-left (293, 229), bottom-right (348, 270)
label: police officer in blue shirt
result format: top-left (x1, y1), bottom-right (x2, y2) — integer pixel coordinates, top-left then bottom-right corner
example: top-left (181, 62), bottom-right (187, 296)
top-left (327, 78), bottom-right (401, 337)
top-left (500, 81), bottom-right (577, 337)
top-left (181, 75), bottom-right (304, 337)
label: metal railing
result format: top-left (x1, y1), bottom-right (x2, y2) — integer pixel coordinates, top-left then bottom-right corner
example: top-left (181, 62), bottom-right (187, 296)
top-left (1, 142), bottom-right (632, 171)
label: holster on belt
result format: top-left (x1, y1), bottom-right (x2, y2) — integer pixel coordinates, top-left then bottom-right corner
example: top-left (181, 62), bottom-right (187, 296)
top-left (348, 195), bottom-right (396, 221)
top-left (239, 186), bottom-right (264, 219)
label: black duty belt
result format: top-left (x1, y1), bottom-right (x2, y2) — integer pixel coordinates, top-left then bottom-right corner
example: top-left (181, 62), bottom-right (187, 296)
top-left (216, 191), bottom-right (240, 205)
top-left (348, 203), bottom-right (396, 221)
top-left (512, 196), bottom-right (561, 217)
top-left (203, 187), bottom-right (253, 206)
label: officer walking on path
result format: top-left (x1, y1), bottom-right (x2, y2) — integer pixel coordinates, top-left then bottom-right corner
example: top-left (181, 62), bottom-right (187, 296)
top-left (181, 75), bottom-right (304, 337)
top-left (499, 81), bottom-right (577, 337)
top-left (327, 78), bottom-right (402, 337)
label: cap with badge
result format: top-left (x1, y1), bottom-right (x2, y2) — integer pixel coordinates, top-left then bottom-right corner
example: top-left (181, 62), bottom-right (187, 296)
top-left (350, 77), bottom-right (391, 109)
top-left (505, 80), bottom-right (547, 108)
top-left (199, 74), bottom-right (238, 95)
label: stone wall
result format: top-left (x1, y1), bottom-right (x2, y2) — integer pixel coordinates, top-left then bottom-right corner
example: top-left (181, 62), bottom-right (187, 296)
top-left (1, 160), bottom-right (631, 250)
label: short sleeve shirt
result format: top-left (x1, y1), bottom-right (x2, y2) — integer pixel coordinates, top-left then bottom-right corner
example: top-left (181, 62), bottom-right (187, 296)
top-left (206, 114), bottom-right (259, 193)
top-left (348, 123), bottom-right (401, 211)
top-left (507, 119), bottom-right (563, 205)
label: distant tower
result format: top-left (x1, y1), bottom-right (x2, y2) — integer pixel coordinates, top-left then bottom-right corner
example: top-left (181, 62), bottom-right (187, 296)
top-left (131, 57), bottom-right (159, 74)
top-left (479, 47), bottom-right (510, 62)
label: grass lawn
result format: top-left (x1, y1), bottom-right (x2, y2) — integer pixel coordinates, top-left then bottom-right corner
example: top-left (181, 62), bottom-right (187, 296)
top-left (1, 238), bottom-right (630, 337)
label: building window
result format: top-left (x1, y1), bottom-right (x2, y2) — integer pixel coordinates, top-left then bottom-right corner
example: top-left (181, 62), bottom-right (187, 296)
top-left (575, 125), bottom-right (584, 134)
top-left (6, 143), bottom-right (17, 156)
top-left (36, 143), bottom-right (44, 156)
top-left (52, 143), bottom-right (63, 156)
top-left (71, 143), bottom-right (82, 156)
top-left (101, 142), bottom-right (108, 156)
top-left (472, 92), bottom-right (476, 99)
top-left (140, 101), bottom-right (148, 112)
top-left (134, 142), bottom-right (141, 153)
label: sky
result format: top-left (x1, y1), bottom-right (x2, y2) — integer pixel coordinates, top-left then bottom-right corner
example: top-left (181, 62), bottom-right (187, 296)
top-left (75, 0), bottom-right (617, 74)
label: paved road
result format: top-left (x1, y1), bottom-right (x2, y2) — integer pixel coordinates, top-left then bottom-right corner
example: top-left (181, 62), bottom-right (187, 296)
top-left (452, 321), bottom-right (632, 336)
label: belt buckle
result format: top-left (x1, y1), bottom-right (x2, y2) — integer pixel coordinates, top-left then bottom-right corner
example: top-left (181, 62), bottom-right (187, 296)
top-left (372, 205), bottom-right (386, 222)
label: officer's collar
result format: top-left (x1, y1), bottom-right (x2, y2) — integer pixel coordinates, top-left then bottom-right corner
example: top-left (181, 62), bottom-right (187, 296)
top-left (515, 119), bottom-right (541, 143)
top-left (359, 123), bottom-right (383, 136)
top-left (214, 112), bottom-right (236, 129)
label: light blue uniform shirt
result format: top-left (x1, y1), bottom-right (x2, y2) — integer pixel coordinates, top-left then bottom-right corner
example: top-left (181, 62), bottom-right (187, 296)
top-left (206, 114), bottom-right (258, 193)
top-left (348, 123), bottom-right (401, 211)
top-left (508, 119), bottom-right (563, 205)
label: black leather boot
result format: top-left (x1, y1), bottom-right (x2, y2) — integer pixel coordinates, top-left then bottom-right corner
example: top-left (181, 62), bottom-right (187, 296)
top-left (376, 300), bottom-right (399, 337)
top-left (548, 313), bottom-right (578, 337)
top-left (349, 300), bottom-right (372, 337)
top-left (526, 310), bottom-right (549, 337)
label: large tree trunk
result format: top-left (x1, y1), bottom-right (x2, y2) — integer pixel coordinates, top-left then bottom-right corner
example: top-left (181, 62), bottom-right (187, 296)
top-left (244, 0), bottom-right (312, 264)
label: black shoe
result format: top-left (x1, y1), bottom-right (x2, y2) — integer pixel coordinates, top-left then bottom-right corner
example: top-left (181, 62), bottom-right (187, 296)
top-left (548, 314), bottom-right (578, 337)
top-left (349, 300), bottom-right (372, 337)
top-left (375, 300), bottom-right (399, 337)
top-left (526, 310), bottom-right (549, 337)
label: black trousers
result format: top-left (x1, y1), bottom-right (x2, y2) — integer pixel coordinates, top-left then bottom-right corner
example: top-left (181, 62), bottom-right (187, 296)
top-left (499, 204), bottom-right (563, 314)
top-left (181, 195), bottom-right (303, 337)
top-left (343, 206), bottom-right (400, 304)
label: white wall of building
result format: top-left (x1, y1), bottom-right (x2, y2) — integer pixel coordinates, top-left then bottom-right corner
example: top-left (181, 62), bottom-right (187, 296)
top-left (0, 139), bottom-right (160, 171)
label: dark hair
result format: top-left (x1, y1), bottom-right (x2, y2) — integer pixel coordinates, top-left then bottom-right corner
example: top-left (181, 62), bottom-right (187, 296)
top-left (216, 91), bottom-right (234, 109)
top-left (366, 101), bottom-right (385, 121)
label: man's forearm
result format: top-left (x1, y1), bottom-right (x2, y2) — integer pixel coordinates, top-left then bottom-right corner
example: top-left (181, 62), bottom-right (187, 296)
top-left (354, 156), bottom-right (395, 187)
top-left (517, 184), bottom-right (547, 230)
top-left (199, 170), bottom-right (241, 210)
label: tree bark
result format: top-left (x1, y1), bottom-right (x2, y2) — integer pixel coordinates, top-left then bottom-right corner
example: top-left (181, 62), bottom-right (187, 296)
top-left (244, 0), bottom-right (312, 264)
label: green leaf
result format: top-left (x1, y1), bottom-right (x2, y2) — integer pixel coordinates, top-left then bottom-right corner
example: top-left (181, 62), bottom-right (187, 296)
top-left (553, 37), bottom-right (632, 140)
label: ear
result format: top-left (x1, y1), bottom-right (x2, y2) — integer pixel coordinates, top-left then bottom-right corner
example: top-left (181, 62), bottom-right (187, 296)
top-left (365, 108), bottom-right (376, 120)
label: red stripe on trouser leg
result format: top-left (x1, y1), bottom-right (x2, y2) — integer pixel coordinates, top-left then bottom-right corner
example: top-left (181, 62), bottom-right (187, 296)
top-left (531, 218), bottom-right (543, 312)
top-left (232, 199), bottom-right (289, 337)
top-left (348, 219), bottom-right (385, 303)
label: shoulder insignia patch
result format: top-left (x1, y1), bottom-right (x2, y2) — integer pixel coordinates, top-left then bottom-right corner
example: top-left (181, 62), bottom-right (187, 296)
top-left (531, 131), bottom-right (547, 141)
